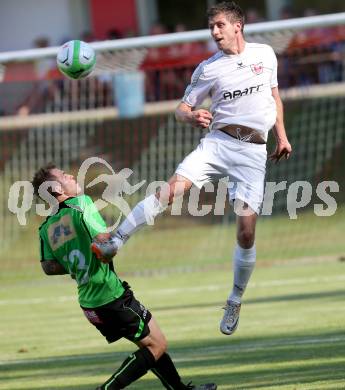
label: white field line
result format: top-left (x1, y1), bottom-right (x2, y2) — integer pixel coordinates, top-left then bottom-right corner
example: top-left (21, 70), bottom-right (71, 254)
top-left (1, 334), bottom-right (345, 367)
top-left (1, 274), bottom-right (345, 306)
top-left (0, 295), bottom-right (75, 305)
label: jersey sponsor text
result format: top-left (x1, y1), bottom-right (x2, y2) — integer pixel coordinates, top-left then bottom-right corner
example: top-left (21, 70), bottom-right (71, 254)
top-left (223, 84), bottom-right (264, 100)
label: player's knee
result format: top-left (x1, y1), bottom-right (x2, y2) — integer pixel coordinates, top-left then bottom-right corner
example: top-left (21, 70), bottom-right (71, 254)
top-left (237, 229), bottom-right (255, 248)
top-left (150, 338), bottom-right (167, 360)
top-left (152, 329), bottom-right (168, 355)
top-left (160, 331), bottom-right (168, 354)
top-left (167, 177), bottom-right (190, 205)
top-left (158, 333), bottom-right (168, 354)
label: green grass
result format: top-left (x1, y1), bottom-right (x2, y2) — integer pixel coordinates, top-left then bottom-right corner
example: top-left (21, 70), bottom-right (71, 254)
top-left (1, 260), bottom-right (345, 389)
top-left (1, 209), bottom-right (345, 389)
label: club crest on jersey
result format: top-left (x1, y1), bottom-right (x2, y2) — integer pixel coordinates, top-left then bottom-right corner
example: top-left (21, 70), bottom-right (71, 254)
top-left (251, 62), bottom-right (263, 75)
top-left (237, 60), bottom-right (245, 69)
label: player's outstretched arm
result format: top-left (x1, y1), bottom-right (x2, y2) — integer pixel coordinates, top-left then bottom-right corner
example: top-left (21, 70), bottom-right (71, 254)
top-left (41, 260), bottom-right (68, 275)
top-left (175, 102), bottom-right (213, 128)
top-left (269, 87), bottom-right (292, 163)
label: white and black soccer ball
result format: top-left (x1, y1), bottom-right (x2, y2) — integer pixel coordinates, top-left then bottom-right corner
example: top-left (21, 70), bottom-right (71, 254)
top-left (56, 40), bottom-right (96, 79)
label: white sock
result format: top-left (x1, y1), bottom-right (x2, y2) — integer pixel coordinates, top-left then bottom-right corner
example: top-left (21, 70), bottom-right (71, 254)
top-left (113, 194), bottom-right (166, 250)
top-left (228, 244), bottom-right (256, 304)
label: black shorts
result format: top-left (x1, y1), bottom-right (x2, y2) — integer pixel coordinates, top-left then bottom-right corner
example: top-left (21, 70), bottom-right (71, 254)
top-left (81, 283), bottom-right (152, 343)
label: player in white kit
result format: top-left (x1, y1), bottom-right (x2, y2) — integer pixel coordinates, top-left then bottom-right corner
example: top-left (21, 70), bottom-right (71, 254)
top-left (92, 1), bottom-right (292, 336)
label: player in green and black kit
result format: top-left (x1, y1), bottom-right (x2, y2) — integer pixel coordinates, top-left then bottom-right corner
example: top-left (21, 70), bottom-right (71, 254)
top-left (32, 164), bottom-right (216, 390)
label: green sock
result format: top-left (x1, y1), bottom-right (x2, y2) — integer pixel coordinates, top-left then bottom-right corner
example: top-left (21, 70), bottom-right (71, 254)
top-left (99, 347), bottom-right (155, 389)
top-left (151, 353), bottom-right (188, 390)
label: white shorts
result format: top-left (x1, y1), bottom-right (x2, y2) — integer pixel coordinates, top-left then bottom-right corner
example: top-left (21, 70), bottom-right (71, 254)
top-left (175, 130), bottom-right (267, 214)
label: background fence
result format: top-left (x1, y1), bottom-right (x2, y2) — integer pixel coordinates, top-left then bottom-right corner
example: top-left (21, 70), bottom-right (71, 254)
top-left (0, 14), bottom-right (344, 267)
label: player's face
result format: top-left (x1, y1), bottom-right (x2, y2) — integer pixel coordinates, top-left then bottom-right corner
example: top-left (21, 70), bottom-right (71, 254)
top-left (50, 168), bottom-right (81, 197)
top-left (209, 12), bottom-right (242, 53)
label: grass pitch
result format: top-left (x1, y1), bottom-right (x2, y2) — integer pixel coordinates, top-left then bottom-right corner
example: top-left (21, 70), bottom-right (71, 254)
top-left (1, 211), bottom-right (345, 389)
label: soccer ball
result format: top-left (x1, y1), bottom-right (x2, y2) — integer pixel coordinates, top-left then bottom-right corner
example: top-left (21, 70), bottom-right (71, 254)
top-left (56, 40), bottom-right (96, 79)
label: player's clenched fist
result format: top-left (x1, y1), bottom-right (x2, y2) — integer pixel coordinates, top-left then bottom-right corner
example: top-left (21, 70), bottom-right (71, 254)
top-left (191, 109), bottom-right (213, 128)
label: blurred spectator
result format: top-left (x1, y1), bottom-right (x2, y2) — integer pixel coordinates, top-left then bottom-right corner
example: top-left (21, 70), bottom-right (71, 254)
top-left (123, 29), bottom-right (137, 38)
top-left (150, 22), bottom-right (167, 35)
top-left (33, 37), bottom-right (50, 47)
top-left (317, 39), bottom-right (344, 83)
top-left (146, 23), bottom-right (168, 61)
top-left (303, 8), bottom-right (318, 17)
top-left (279, 5), bottom-right (295, 20)
top-left (169, 24), bottom-right (204, 58)
top-left (81, 31), bottom-right (96, 43)
top-left (17, 36), bottom-right (57, 115)
top-left (94, 29), bottom-right (124, 105)
top-left (287, 7), bottom-right (344, 85)
top-left (167, 24), bottom-right (205, 99)
top-left (145, 22), bottom-right (207, 100)
top-left (32, 37), bottom-right (55, 79)
top-left (145, 23), bottom-right (169, 101)
top-left (245, 8), bottom-right (265, 24)
top-left (107, 29), bottom-right (123, 40)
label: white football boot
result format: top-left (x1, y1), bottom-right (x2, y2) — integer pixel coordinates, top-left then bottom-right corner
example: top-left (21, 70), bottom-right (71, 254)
top-left (220, 300), bottom-right (241, 335)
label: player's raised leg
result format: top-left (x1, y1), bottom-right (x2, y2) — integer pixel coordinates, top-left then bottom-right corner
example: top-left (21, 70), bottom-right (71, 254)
top-left (92, 175), bottom-right (193, 257)
top-left (220, 211), bottom-right (257, 335)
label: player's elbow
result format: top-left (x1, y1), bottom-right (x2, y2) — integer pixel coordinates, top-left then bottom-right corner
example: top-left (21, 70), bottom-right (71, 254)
top-left (41, 263), bottom-right (54, 275)
top-left (41, 260), bottom-right (66, 275)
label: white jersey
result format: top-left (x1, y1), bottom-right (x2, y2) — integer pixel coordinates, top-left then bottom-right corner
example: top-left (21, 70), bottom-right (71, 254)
top-left (182, 42), bottom-right (278, 141)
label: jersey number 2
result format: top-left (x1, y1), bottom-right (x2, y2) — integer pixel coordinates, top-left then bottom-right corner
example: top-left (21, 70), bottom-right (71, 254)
top-left (63, 249), bottom-right (89, 285)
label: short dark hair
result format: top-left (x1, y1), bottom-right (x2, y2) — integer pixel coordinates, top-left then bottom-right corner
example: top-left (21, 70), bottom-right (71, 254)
top-left (31, 163), bottom-right (57, 197)
top-left (207, 1), bottom-right (245, 32)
